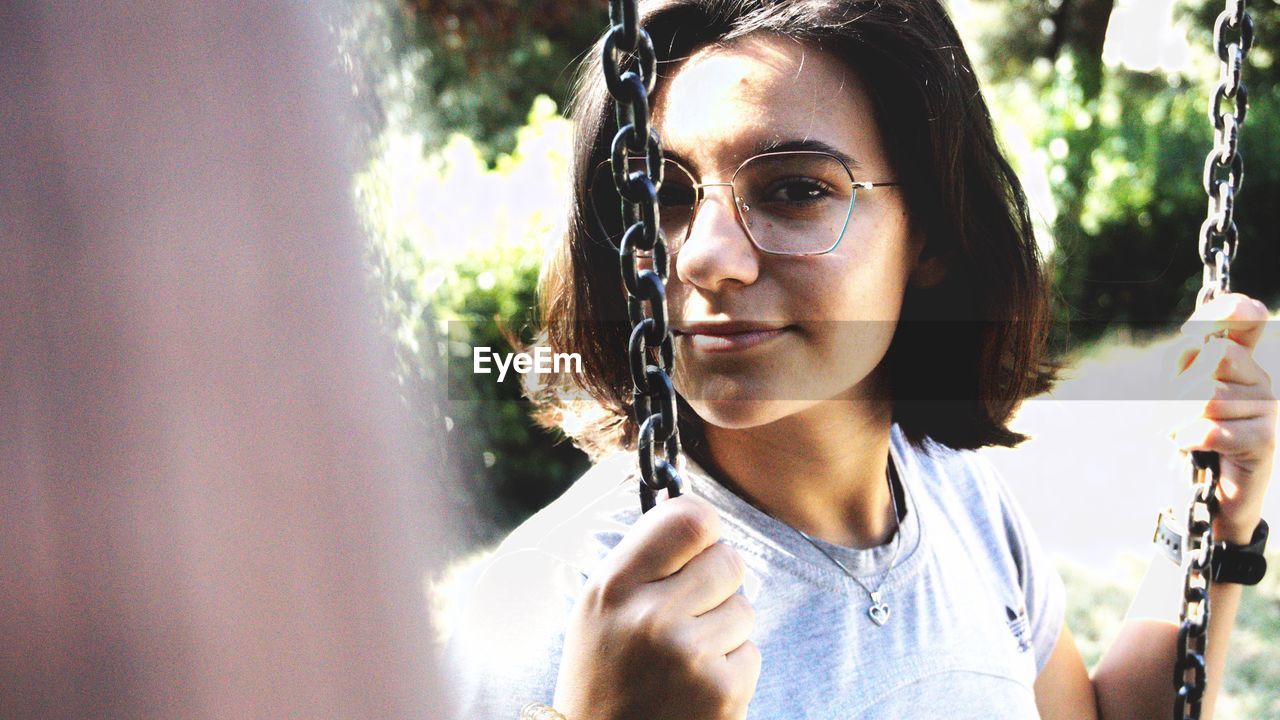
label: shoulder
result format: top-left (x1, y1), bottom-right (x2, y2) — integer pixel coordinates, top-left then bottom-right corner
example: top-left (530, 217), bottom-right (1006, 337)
top-left (899, 430), bottom-right (1066, 672)
top-left (910, 437), bottom-right (1039, 569)
top-left (901, 434), bottom-right (1015, 530)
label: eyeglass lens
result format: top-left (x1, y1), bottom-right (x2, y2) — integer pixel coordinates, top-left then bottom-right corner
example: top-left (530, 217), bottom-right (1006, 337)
top-left (588, 152), bottom-right (856, 255)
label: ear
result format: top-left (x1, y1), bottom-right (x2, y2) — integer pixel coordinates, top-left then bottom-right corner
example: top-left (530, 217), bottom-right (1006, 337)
top-left (909, 252), bottom-right (948, 288)
top-left (908, 232), bottom-right (948, 289)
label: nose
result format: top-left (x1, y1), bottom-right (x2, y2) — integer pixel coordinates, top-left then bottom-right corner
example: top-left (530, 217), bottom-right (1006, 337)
top-left (674, 184), bottom-right (760, 291)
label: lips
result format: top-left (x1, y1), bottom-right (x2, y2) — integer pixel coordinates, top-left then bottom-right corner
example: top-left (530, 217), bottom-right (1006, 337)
top-left (671, 321), bottom-right (794, 353)
top-left (671, 321), bottom-right (791, 336)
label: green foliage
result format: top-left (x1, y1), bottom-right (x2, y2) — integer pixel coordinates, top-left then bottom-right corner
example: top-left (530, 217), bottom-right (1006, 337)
top-left (974, 0), bottom-right (1280, 347)
top-left (1057, 557), bottom-right (1136, 670)
top-left (400, 0), bottom-right (609, 160)
top-left (356, 96), bottom-right (590, 545)
top-left (1226, 560), bottom-right (1280, 719)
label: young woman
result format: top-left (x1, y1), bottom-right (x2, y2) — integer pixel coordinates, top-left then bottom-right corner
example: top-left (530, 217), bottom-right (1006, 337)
top-left (443, 2), bottom-right (1276, 718)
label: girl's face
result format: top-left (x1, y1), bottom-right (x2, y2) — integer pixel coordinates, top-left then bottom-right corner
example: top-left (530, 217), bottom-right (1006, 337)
top-left (647, 34), bottom-right (937, 429)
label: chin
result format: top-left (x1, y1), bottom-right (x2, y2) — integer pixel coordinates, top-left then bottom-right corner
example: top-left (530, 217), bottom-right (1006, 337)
top-left (681, 395), bottom-right (818, 430)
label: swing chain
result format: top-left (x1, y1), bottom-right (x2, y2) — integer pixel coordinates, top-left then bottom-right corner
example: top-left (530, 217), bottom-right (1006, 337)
top-left (1178, 2), bottom-right (1251, 718)
top-left (603, 0), bottom-right (683, 513)
top-left (1176, 452), bottom-right (1220, 720)
top-left (1197, 0), bottom-right (1252, 308)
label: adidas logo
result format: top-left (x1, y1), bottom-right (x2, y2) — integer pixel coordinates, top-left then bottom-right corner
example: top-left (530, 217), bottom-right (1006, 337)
top-left (1006, 605), bottom-right (1032, 653)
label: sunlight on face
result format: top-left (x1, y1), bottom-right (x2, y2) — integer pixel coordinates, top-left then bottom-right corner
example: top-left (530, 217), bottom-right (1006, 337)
top-left (650, 34), bottom-right (927, 430)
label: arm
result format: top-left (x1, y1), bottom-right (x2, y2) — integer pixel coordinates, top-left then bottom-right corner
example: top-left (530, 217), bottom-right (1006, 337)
top-left (1035, 553), bottom-right (1245, 720)
top-left (1036, 293), bottom-right (1275, 720)
top-left (1091, 550), bottom-right (1246, 720)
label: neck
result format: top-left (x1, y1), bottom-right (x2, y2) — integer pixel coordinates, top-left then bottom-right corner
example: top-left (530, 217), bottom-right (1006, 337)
top-left (697, 393), bottom-right (896, 549)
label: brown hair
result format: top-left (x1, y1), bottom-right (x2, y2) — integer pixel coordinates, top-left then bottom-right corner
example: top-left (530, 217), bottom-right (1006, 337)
top-left (523, 0), bottom-right (1058, 462)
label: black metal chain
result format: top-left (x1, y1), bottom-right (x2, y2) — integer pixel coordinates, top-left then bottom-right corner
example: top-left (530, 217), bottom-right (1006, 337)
top-left (1177, 2), bottom-right (1252, 718)
top-left (602, 0), bottom-right (683, 513)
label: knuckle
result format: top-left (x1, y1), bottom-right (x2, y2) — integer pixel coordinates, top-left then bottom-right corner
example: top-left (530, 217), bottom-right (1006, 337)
top-left (668, 499), bottom-right (720, 549)
top-left (585, 570), bottom-right (627, 612)
top-left (630, 600), bottom-right (672, 645)
top-left (709, 543), bottom-right (746, 585)
top-left (1261, 420), bottom-right (1278, 450)
top-left (725, 591), bottom-right (754, 623)
top-left (1209, 337), bottom-right (1234, 363)
top-left (1222, 337), bottom-right (1247, 357)
top-left (739, 639), bottom-right (763, 674)
top-left (1202, 422), bottom-right (1223, 446)
top-left (664, 623), bottom-right (700, 667)
top-left (1200, 397), bottom-right (1221, 420)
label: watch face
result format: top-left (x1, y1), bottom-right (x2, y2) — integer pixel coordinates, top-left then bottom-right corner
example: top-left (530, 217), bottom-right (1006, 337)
top-left (1153, 510), bottom-right (1183, 566)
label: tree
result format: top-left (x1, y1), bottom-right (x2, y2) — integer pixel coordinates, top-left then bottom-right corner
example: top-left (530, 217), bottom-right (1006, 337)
top-left (402, 0), bottom-right (609, 159)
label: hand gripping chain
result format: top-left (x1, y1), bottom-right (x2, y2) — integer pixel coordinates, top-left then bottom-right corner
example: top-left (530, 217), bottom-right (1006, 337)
top-left (602, 0), bottom-right (683, 513)
top-left (1177, 1), bottom-right (1252, 718)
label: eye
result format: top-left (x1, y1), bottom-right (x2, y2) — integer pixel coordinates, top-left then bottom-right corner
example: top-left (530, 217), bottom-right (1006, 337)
top-left (657, 180), bottom-right (697, 208)
top-left (764, 178), bottom-right (834, 204)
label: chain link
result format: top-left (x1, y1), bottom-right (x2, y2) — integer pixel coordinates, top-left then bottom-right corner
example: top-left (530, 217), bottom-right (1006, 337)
top-left (603, 0), bottom-right (683, 513)
top-left (1178, 2), bottom-right (1251, 717)
top-left (1197, 0), bottom-right (1251, 309)
top-left (1176, 452), bottom-right (1219, 720)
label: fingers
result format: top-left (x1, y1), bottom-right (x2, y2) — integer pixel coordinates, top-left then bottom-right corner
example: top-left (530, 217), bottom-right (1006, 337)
top-left (1178, 292), bottom-right (1271, 354)
top-left (1170, 414), bottom-right (1277, 460)
top-left (605, 494), bottom-right (722, 589)
top-left (721, 639), bottom-right (762, 714)
top-left (1175, 335), bottom-right (1272, 386)
top-left (1170, 327), bottom-right (1277, 449)
top-left (658, 541), bottom-right (746, 616)
top-left (690, 592), bottom-right (756, 657)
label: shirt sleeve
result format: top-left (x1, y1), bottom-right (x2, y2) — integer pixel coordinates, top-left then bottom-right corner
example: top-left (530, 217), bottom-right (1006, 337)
top-left (440, 547), bottom-right (586, 720)
top-left (977, 452), bottom-right (1068, 674)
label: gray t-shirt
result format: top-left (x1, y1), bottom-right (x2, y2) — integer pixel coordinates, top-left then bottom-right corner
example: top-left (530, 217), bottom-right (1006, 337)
top-left (442, 423), bottom-right (1065, 718)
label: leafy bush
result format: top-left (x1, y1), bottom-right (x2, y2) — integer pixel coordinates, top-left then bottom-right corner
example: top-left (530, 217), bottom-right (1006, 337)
top-left (356, 96), bottom-right (590, 549)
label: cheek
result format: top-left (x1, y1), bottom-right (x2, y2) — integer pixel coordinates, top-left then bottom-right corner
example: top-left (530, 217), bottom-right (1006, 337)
top-left (822, 318), bottom-right (898, 376)
top-left (790, 253), bottom-right (909, 324)
top-left (817, 215), bottom-right (915, 321)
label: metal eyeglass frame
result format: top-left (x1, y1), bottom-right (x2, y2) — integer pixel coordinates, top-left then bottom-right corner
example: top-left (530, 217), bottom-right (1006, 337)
top-left (591, 149), bottom-right (900, 256)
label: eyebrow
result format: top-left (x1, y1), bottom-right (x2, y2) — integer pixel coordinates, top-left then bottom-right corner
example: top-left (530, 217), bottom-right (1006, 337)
top-left (752, 139), bottom-right (862, 171)
top-left (661, 138), bottom-right (862, 173)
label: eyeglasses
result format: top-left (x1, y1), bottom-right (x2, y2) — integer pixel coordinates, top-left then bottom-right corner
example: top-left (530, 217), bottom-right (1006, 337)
top-left (587, 150), bottom-right (898, 256)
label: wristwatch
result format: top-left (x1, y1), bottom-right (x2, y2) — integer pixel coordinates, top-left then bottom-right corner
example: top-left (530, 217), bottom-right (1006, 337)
top-left (1153, 509), bottom-right (1269, 585)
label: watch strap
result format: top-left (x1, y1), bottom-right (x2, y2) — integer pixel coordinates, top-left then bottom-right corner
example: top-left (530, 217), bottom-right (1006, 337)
top-left (1213, 518), bottom-right (1268, 585)
top-left (1152, 511), bottom-right (1268, 586)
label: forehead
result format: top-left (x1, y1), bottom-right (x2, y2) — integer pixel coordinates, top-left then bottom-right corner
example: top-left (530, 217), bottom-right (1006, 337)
top-left (650, 34), bottom-right (883, 173)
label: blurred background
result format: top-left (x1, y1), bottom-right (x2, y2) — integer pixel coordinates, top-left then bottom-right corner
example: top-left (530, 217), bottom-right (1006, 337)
top-left (336, 0), bottom-right (1280, 715)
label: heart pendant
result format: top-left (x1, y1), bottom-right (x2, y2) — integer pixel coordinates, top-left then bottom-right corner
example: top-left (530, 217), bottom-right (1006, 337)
top-left (867, 592), bottom-right (890, 626)
top-left (867, 602), bottom-right (890, 625)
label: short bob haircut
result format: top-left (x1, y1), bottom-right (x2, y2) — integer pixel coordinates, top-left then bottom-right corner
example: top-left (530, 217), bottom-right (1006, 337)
top-left (523, 0), bottom-right (1058, 463)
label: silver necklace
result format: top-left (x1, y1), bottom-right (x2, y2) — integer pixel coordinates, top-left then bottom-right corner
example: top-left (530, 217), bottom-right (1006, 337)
top-left (793, 457), bottom-right (903, 626)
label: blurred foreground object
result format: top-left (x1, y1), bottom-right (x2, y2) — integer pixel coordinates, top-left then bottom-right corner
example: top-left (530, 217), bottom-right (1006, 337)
top-left (0, 1), bottom-right (448, 717)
